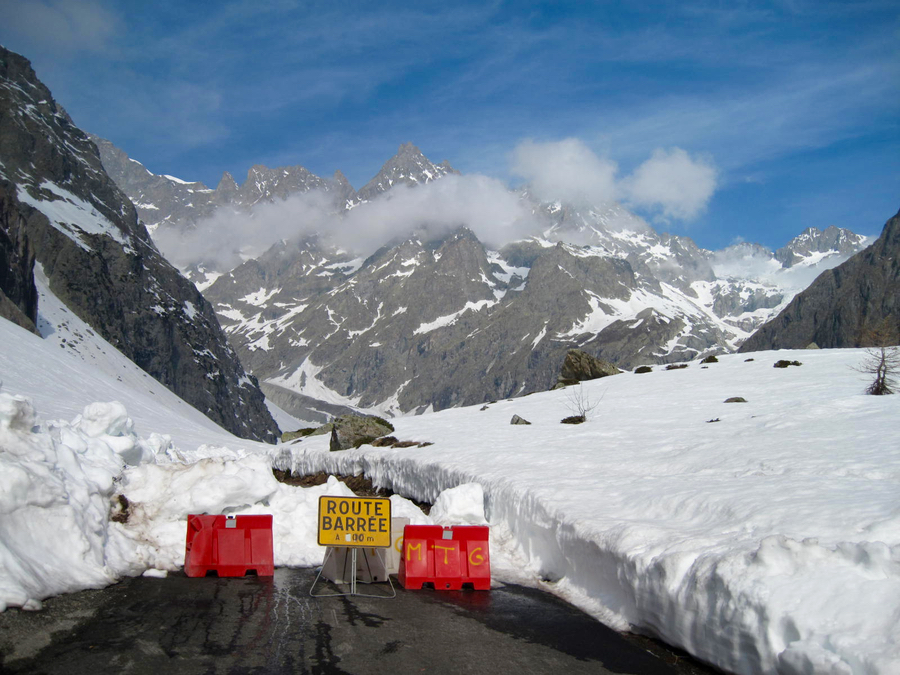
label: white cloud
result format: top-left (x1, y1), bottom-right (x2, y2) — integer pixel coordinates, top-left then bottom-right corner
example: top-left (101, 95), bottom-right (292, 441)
top-left (156, 174), bottom-right (541, 271)
top-left (511, 138), bottom-right (619, 207)
top-left (155, 137), bottom-right (722, 274)
top-left (708, 243), bottom-right (858, 292)
top-left (511, 139), bottom-right (718, 223)
top-left (337, 174), bottom-right (539, 253)
top-left (621, 147), bottom-right (718, 221)
top-left (155, 190), bottom-right (335, 272)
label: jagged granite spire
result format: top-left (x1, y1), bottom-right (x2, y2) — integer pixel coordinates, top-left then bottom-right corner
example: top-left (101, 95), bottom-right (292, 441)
top-left (356, 142), bottom-right (459, 201)
top-left (214, 171), bottom-right (240, 201)
top-left (330, 169), bottom-right (358, 207)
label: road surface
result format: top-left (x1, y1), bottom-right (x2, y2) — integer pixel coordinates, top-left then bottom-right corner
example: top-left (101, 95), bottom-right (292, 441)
top-left (0, 568), bottom-right (721, 674)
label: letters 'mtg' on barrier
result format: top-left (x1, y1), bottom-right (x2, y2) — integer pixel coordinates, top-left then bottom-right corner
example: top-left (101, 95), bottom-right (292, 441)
top-left (317, 495), bottom-right (392, 548)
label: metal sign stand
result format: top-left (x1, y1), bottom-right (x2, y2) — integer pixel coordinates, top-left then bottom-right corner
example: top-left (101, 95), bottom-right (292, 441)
top-left (309, 547), bottom-right (396, 599)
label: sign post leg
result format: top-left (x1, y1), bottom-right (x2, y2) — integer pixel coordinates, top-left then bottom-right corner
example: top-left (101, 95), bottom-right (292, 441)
top-left (309, 547), bottom-right (396, 599)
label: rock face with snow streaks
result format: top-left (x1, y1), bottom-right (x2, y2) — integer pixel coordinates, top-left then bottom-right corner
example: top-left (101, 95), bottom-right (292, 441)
top-left (207, 226), bottom-right (744, 418)
top-left (775, 225), bottom-right (868, 268)
top-left (0, 46), bottom-right (279, 442)
top-left (356, 142), bottom-right (458, 201)
top-left (0, 185), bottom-right (38, 333)
top-left (740, 208), bottom-right (900, 351)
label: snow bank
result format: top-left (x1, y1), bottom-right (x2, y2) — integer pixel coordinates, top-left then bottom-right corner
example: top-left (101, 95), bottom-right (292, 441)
top-left (429, 482), bottom-right (488, 526)
top-left (0, 389), bottom-right (125, 610)
top-left (0, 385), bottom-right (430, 610)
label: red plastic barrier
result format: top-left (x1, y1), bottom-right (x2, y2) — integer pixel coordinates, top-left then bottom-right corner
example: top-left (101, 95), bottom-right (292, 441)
top-left (398, 524), bottom-right (490, 590)
top-left (184, 514), bottom-right (274, 577)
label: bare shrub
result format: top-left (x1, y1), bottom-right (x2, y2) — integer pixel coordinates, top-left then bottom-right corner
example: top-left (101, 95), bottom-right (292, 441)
top-left (564, 384), bottom-right (602, 421)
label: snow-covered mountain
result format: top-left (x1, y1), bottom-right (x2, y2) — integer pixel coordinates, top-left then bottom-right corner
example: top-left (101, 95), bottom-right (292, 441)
top-left (89, 135), bottom-right (356, 236)
top-left (92, 129), bottom-right (870, 421)
top-left (0, 45), bottom-right (279, 442)
top-left (356, 141), bottom-right (458, 201)
top-left (741, 207), bottom-right (900, 352)
top-left (202, 221), bottom-right (869, 420)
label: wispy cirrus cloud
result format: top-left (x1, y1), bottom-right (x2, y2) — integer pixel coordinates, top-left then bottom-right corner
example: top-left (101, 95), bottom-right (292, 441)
top-left (0, 0), bottom-right (119, 54)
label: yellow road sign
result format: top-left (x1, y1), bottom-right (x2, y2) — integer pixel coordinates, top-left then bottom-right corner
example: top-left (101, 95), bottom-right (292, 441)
top-left (317, 495), bottom-right (392, 548)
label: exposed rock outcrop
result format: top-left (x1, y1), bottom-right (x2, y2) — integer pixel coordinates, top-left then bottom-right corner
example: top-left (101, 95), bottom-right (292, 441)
top-left (356, 142), bottom-right (458, 201)
top-left (555, 349), bottom-right (620, 388)
top-left (0, 185), bottom-right (38, 333)
top-left (322, 415), bottom-right (395, 451)
top-left (89, 135), bottom-right (356, 235)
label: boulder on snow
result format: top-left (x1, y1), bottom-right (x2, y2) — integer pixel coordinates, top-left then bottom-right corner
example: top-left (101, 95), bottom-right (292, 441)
top-left (510, 415), bottom-right (531, 425)
top-left (320, 414), bottom-right (395, 451)
top-left (554, 349), bottom-right (620, 388)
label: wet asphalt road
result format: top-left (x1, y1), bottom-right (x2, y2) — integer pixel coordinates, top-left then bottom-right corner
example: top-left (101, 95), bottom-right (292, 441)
top-left (0, 568), bottom-right (719, 675)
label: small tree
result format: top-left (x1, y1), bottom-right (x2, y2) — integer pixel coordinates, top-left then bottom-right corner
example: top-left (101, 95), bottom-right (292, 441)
top-left (562, 383), bottom-right (603, 422)
top-left (857, 321), bottom-right (900, 395)
top-left (860, 346), bottom-right (900, 395)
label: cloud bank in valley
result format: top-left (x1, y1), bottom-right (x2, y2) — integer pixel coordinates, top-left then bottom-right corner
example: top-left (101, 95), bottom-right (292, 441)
top-left (154, 190), bottom-right (336, 272)
top-left (155, 174), bottom-right (541, 271)
top-left (708, 243), bottom-right (863, 292)
top-left (337, 174), bottom-right (539, 254)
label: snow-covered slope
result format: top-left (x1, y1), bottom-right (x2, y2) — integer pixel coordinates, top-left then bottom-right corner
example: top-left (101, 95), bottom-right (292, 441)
top-left (0, 46), bottom-right (279, 442)
top-left (2, 274), bottom-right (276, 453)
top-left (3, 286), bottom-right (898, 675)
top-left (279, 353), bottom-right (900, 675)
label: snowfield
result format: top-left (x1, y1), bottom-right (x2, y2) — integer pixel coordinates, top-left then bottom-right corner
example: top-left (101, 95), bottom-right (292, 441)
top-left (1, 292), bottom-right (899, 674)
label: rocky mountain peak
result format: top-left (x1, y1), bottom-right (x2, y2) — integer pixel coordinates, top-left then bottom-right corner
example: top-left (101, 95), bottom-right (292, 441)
top-left (741, 208), bottom-right (899, 351)
top-left (329, 169), bottom-right (358, 206)
top-left (775, 225), bottom-right (868, 268)
top-left (237, 164), bottom-right (329, 207)
top-left (357, 142), bottom-right (459, 201)
top-left (215, 171), bottom-right (239, 197)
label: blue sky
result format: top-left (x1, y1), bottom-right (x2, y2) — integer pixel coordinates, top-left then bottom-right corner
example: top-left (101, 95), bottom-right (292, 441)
top-left (1, 0), bottom-right (897, 250)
